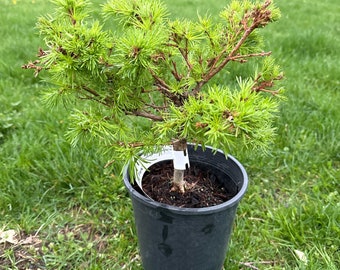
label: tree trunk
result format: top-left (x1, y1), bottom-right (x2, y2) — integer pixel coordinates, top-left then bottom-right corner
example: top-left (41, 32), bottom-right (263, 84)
top-left (172, 139), bottom-right (188, 193)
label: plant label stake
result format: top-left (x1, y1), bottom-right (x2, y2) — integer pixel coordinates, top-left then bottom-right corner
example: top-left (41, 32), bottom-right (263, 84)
top-left (173, 148), bottom-right (190, 171)
top-left (172, 148), bottom-right (190, 192)
top-left (134, 146), bottom-right (190, 197)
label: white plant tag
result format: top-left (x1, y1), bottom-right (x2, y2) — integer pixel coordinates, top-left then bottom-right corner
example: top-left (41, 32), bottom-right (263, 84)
top-left (134, 146), bottom-right (190, 197)
top-left (135, 146), bottom-right (174, 188)
top-left (173, 149), bottom-right (190, 170)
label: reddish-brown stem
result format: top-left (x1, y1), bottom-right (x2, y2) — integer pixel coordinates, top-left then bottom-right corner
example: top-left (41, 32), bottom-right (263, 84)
top-left (191, 1), bottom-right (273, 96)
top-left (82, 85), bottom-right (165, 121)
top-left (252, 73), bottom-right (283, 95)
top-left (128, 110), bottom-right (164, 121)
top-left (229, 51), bottom-right (272, 61)
top-left (179, 46), bottom-right (193, 71)
top-left (149, 69), bottom-right (184, 106)
top-left (171, 61), bottom-right (183, 81)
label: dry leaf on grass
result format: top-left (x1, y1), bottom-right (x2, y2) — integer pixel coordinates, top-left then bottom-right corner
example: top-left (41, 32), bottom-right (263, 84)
top-left (0, 229), bottom-right (18, 244)
top-left (294, 249), bottom-right (308, 264)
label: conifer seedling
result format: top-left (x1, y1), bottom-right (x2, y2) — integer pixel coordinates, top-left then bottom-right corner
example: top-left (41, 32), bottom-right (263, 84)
top-left (24, 0), bottom-right (283, 194)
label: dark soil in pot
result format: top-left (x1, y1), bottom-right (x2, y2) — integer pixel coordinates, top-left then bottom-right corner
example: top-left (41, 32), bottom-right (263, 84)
top-left (139, 160), bottom-right (236, 208)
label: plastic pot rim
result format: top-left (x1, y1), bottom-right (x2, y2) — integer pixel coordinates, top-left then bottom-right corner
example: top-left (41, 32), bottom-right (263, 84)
top-left (123, 146), bottom-right (248, 215)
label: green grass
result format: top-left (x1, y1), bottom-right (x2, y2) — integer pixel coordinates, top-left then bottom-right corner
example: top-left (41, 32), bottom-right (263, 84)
top-left (0, 0), bottom-right (339, 269)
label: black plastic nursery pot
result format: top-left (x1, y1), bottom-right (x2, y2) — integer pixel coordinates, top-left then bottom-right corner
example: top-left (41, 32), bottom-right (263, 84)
top-left (123, 145), bottom-right (248, 270)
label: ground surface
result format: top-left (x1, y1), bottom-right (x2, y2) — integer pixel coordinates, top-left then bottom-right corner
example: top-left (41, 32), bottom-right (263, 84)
top-left (0, 0), bottom-right (339, 269)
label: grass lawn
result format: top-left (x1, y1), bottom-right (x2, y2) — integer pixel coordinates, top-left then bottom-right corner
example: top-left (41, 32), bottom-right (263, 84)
top-left (0, 0), bottom-right (339, 269)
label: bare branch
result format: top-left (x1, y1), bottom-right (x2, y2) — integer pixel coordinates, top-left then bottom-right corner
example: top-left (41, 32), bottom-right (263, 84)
top-left (229, 51), bottom-right (272, 62)
top-left (144, 102), bottom-right (167, 111)
top-left (178, 46), bottom-right (193, 71)
top-left (191, 1), bottom-right (274, 96)
top-left (128, 110), bottom-right (164, 121)
top-left (21, 61), bottom-right (44, 77)
top-left (171, 61), bottom-right (183, 81)
top-left (81, 85), bottom-right (101, 97)
top-left (252, 73), bottom-right (284, 95)
top-left (148, 69), bottom-right (184, 106)
top-left (80, 85), bottom-right (115, 107)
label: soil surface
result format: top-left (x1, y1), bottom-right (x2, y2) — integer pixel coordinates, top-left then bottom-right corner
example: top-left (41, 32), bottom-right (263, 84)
top-left (140, 161), bottom-right (234, 208)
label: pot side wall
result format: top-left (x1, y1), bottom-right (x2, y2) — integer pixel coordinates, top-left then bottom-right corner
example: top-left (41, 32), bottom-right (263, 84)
top-left (123, 145), bottom-right (248, 270)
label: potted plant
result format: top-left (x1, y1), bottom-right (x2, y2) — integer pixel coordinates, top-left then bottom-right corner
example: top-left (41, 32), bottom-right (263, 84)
top-left (23, 0), bottom-right (283, 269)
